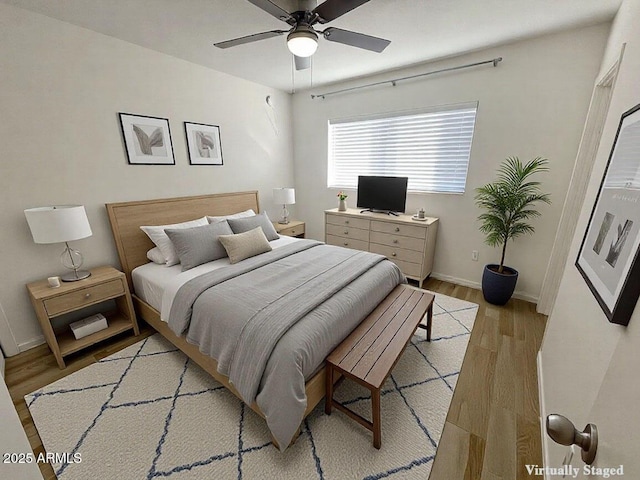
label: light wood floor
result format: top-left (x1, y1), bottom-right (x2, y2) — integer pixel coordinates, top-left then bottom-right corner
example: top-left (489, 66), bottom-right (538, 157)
top-left (426, 279), bottom-right (547, 479)
top-left (5, 279), bottom-right (547, 480)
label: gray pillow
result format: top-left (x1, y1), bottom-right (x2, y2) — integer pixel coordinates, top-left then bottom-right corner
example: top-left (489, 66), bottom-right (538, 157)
top-left (165, 220), bottom-right (233, 271)
top-left (218, 227), bottom-right (272, 264)
top-left (227, 212), bottom-right (279, 241)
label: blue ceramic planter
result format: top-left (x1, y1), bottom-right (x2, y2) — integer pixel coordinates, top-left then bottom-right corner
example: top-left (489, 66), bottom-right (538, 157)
top-left (482, 264), bottom-right (518, 305)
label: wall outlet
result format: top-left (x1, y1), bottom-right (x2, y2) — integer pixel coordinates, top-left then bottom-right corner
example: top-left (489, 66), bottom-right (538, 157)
top-left (472, 250), bottom-right (479, 261)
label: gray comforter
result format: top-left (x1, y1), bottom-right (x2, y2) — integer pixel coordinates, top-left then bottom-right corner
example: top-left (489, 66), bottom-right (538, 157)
top-left (168, 240), bottom-right (405, 449)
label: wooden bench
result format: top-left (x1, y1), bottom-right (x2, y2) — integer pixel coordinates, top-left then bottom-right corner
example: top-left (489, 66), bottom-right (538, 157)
top-left (325, 284), bottom-right (434, 449)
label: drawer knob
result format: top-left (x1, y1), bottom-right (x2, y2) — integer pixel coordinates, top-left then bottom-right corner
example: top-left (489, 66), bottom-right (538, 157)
top-left (393, 239), bottom-right (399, 244)
top-left (345, 220), bottom-right (350, 224)
top-left (392, 252), bottom-right (397, 257)
top-left (395, 227), bottom-right (400, 232)
top-left (291, 230), bottom-right (296, 234)
top-left (344, 230), bottom-right (349, 235)
top-left (344, 242), bottom-right (349, 246)
top-left (84, 293), bottom-right (91, 299)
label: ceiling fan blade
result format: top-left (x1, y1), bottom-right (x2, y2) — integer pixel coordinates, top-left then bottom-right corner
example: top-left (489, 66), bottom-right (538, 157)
top-left (322, 27), bottom-right (390, 52)
top-left (214, 30), bottom-right (286, 49)
top-left (246, 0), bottom-right (296, 26)
top-left (294, 55), bottom-right (311, 71)
top-left (312, 0), bottom-right (371, 24)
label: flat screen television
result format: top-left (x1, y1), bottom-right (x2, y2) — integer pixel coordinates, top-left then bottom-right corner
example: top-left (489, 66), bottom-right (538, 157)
top-left (357, 176), bottom-right (408, 214)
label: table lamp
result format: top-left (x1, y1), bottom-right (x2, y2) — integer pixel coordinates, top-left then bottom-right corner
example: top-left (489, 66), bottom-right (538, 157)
top-left (273, 188), bottom-right (295, 224)
top-left (24, 205), bottom-right (93, 281)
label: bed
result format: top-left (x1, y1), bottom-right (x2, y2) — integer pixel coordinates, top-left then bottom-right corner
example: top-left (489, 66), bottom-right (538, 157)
top-left (106, 191), bottom-right (405, 449)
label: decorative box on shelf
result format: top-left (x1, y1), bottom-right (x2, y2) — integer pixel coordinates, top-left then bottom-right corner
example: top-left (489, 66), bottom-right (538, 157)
top-left (70, 313), bottom-right (108, 340)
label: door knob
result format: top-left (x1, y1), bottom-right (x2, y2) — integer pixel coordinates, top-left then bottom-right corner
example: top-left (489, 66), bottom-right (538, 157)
top-left (546, 414), bottom-right (598, 464)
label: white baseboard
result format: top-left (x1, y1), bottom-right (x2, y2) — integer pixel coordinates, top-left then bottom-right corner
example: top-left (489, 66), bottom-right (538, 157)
top-left (537, 351), bottom-right (550, 473)
top-left (18, 335), bottom-right (45, 353)
top-left (430, 272), bottom-right (539, 304)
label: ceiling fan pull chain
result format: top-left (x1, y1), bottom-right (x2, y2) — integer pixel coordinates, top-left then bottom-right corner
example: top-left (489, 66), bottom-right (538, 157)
top-left (291, 54), bottom-right (296, 94)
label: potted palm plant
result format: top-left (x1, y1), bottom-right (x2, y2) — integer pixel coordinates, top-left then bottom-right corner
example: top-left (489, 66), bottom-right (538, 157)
top-left (475, 157), bottom-right (551, 305)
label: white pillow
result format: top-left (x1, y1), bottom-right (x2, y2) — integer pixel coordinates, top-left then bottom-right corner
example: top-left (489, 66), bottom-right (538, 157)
top-left (207, 209), bottom-right (255, 224)
top-left (140, 216), bottom-right (208, 266)
top-left (146, 247), bottom-right (166, 265)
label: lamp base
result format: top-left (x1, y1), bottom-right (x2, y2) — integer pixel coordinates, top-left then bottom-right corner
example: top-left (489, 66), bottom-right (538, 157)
top-left (278, 220), bottom-right (290, 225)
top-left (61, 270), bottom-right (91, 282)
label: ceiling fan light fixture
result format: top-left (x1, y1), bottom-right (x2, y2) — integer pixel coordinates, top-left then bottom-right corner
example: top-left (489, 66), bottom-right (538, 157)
top-left (287, 27), bottom-right (318, 57)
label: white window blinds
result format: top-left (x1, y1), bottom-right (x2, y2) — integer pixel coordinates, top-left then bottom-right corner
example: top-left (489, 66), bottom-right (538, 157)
top-left (328, 102), bottom-right (478, 193)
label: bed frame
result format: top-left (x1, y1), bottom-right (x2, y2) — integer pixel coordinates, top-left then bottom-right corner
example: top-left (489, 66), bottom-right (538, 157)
top-left (105, 192), bottom-right (327, 446)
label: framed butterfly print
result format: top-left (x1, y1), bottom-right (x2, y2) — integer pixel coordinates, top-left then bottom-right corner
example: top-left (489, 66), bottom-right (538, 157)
top-left (118, 113), bottom-right (175, 165)
top-left (184, 122), bottom-right (224, 166)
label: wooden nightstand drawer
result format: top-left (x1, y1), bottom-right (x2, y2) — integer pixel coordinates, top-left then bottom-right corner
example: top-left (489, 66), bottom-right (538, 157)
top-left (44, 278), bottom-right (125, 316)
top-left (279, 224), bottom-right (305, 237)
top-left (273, 220), bottom-right (305, 238)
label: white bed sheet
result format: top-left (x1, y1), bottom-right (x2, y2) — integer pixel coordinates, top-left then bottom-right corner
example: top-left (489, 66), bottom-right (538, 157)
top-left (132, 235), bottom-right (300, 318)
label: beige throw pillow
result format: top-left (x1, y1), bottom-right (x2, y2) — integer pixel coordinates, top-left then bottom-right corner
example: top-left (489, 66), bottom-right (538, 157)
top-left (218, 226), bottom-right (272, 264)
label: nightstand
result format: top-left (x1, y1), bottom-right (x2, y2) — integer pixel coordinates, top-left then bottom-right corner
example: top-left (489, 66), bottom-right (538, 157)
top-left (26, 266), bottom-right (139, 369)
top-left (273, 220), bottom-right (305, 238)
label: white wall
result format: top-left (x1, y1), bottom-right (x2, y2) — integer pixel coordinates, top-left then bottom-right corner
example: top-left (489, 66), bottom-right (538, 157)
top-left (292, 24), bottom-right (609, 302)
top-left (540, 0), bottom-right (640, 469)
top-left (0, 4), bottom-right (294, 352)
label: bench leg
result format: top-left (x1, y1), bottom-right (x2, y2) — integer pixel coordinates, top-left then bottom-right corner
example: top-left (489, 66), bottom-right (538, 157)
top-left (372, 387), bottom-right (381, 449)
top-left (426, 302), bottom-right (433, 342)
top-left (325, 364), bottom-right (333, 415)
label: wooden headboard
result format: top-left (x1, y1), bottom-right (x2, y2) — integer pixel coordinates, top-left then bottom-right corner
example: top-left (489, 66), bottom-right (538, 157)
top-left (106, 191), bottom-right (260, 289)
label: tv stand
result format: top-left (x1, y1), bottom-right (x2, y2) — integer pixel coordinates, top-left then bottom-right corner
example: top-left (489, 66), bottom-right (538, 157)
top-left (359, 209), bottom-right (400, 216)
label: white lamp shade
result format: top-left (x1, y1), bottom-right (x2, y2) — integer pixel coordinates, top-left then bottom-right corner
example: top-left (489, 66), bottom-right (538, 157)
top-left (273, 188), bottom-right (296, 205)
top-left (287, 28), bottom-right (318, 57)
top-left (24, 205), bottom-right (92, 244)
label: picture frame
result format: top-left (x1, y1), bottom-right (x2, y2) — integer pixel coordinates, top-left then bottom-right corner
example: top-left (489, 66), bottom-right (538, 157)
top-left (118, 113), bottom-right (175, 165)
top-left (576, 103), bottom-right (640, 326)
top-left (184, 122), bottom-right (224, 166)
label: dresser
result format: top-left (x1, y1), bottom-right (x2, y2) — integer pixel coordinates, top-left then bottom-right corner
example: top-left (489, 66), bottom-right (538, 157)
top-left (325, 208), bottom-right (438, 287)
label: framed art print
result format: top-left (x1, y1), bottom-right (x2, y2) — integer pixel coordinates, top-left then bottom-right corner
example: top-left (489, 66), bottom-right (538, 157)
top-left (576, 103), bottom-right (640, 326)
top-left (184, 122), bottom-right (223, 166)
top-left (118, 113), bottom-right (175, 165)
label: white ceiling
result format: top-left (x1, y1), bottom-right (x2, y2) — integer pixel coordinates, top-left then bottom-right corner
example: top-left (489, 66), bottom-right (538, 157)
top-left (2, 0), bottom-right (622, 92)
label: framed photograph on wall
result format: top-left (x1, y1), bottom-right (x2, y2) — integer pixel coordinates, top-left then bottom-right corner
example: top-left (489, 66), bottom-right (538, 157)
top-left (184, 122), bottom-right (223, 166)
top-left (576, 103), bottom-right (640, 326)
top-left (118, 113), bottom-right (175, 165)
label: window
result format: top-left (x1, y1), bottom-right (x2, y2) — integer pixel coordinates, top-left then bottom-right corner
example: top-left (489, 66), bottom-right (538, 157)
top-left (328, 102), bottom-right (478, 194)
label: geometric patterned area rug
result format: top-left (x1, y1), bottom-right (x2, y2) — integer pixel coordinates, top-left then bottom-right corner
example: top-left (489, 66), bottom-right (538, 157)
top-left (26, 292), bottom-right (478, 480)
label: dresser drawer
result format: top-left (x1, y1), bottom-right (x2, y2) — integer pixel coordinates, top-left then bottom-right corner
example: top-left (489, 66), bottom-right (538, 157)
top-left (371, 220), bottom-right (426, 239)
top-left (369, 231), bottom-right (425, 252)
top-left (369, 243), bottom-right (424, 264)
top-left (326, 223), bottom-right (370, 242)
top-left (326, 213), bottom-right (370, 230)
top-left (389, 258), bottom-right (422, 278)
top-left (326, 234), bottom-right (369, 252)
top-left (44, 279), bottom-right (125, 316)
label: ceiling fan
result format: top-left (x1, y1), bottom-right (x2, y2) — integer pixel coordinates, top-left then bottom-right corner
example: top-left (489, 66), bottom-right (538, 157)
top-left (214, 0), bottom-right (390, 70)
